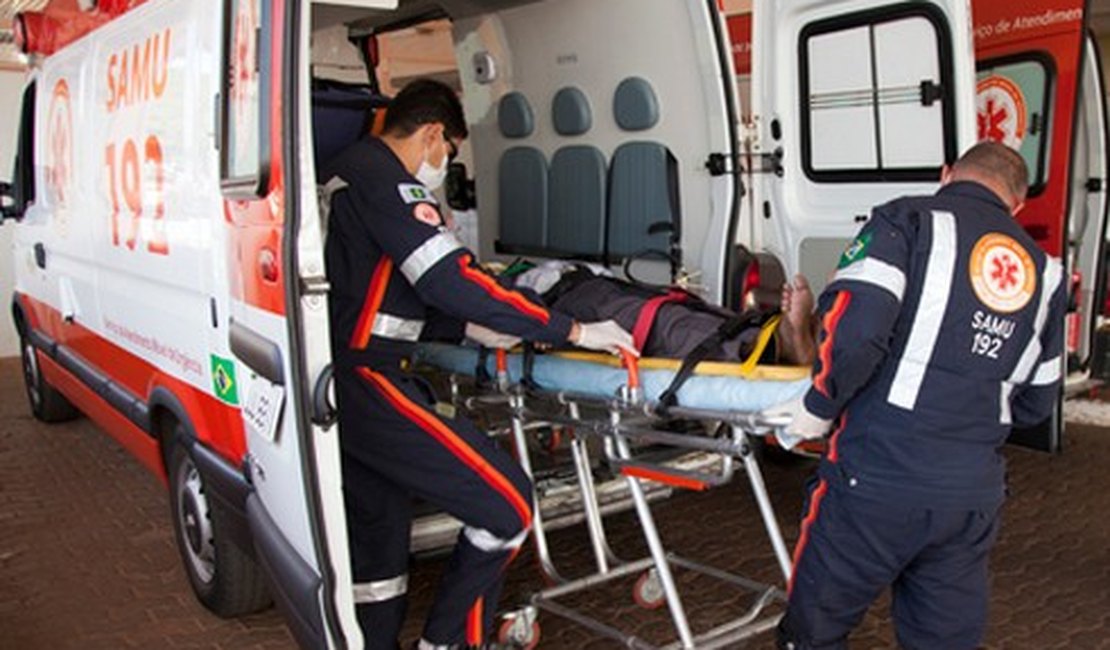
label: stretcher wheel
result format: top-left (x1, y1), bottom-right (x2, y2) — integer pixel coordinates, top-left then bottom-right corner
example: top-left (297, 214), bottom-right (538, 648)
top-left (498, 615), bottom-right (540, 649)
top-left (633, 569), bottom-right (666, 610)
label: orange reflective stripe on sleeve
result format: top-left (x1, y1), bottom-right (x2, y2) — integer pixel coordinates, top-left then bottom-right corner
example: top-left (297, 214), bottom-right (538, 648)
top-left (813, 291), bottom-right (852, 398)
top-left (456, 254), bottom-right (550, 324)
top-left (350, 258), bottom-right (393, 349)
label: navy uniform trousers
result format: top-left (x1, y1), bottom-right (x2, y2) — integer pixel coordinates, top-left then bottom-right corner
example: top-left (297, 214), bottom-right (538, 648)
top-left (336, 362), bottom-right (533, 649)
top-left (778, 473), bottom-right (1001, 650)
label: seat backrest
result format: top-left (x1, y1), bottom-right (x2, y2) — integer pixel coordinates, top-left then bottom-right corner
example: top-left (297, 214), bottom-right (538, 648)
top-left (548, 87), bottom-right (606, 257)
top-left (607, 77), bottom-right (680, 260)
top-left (311, 78), bottom-right (389, 170)
top-left (548, 146), bottom-right (607, 256)
top-left (496, 92), bottom-right (548, 251)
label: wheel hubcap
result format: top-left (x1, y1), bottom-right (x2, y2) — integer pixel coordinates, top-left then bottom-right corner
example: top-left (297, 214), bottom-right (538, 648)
top-left (176, 458), bottom-right (216, 584)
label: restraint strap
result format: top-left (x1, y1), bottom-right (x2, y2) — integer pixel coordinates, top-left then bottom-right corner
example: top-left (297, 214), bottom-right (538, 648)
top-left (632, 290), bottom-right (689, 351)
top-left (655, 309), bottom-right (777, 414)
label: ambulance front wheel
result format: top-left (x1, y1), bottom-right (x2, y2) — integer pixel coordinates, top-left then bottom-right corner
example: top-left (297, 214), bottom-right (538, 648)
top-left (20, 335), bottom-right (78, 423)
top-left (167, 433), bottom-right (271, 617)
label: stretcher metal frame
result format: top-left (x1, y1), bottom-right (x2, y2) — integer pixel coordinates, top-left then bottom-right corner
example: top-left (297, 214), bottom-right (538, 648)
top-left (440, 349), bottom-right (796, 649)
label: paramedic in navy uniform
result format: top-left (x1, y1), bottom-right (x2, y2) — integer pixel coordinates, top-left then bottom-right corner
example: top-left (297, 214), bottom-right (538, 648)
top-left (776, 142), bottom-right (1066, 650)
top-left (321, 79), bottom-right (635, 649)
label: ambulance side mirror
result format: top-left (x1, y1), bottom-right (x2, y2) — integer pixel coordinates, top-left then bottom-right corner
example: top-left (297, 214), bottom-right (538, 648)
top-left (0, 181), bottom-right (19, 221)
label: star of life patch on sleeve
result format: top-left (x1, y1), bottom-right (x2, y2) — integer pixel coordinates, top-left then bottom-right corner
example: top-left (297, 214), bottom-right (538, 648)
top-left (398, 183), bottom-right (438, 205)
top-left (412, 202), bottom-right (443, 226)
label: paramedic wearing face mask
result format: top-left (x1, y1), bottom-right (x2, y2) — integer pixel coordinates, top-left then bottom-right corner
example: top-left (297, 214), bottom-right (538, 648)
top-left (777, 142), bottom-right (1065, 650)
top-left (320, 79), bottom-right (635, 650)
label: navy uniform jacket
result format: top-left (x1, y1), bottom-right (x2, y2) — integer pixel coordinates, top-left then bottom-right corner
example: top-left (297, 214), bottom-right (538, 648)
top-left (321, 138), bottom-right (573, 366)
top-left (802, 181), bottom-right (1066, 507)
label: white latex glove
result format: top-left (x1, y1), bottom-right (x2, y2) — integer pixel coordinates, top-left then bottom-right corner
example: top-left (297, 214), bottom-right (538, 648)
top-left (762, 396), bottom-right (832, 449)
top-left (464, 322), bottom-right (522, 349)
top-left (573, 320), bottom-right (639, 356)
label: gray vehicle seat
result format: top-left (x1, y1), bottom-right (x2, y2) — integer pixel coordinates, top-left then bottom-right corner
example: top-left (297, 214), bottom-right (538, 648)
top-left (607, 77), bottom-right (680, 262)
top-left (548, 87), bottom-right (606, 257)
top-left (496, 92), bottom-right (548, 252)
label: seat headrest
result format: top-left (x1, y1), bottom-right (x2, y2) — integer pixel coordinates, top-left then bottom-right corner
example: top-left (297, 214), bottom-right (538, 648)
top-left (614, 77), bottom-right (659, 131)
top-left (552, 87), bottom-right (592, 136)
top-left (498, 92), bottom-right (535, 139)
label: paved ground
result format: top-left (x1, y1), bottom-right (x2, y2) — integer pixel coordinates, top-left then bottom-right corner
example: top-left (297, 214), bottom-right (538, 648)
top-left (3, 354), bottom-right (1110, 649)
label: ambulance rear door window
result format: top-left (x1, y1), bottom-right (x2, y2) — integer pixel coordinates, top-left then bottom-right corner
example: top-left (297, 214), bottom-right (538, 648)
top-left (976, 55), bottom-right (1053, 196)
top-left (799, 5), bottom-right (957, 183)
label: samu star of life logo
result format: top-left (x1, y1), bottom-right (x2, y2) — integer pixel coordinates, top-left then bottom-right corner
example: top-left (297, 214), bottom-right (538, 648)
top-left (969, 233), bottom-right (1036, 313)
top-left (977, 75), bottom-right (1027, 150)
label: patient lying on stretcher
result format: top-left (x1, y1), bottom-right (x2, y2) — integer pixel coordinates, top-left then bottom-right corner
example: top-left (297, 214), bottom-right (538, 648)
top-left (511, 262), bottom-right (816, 366)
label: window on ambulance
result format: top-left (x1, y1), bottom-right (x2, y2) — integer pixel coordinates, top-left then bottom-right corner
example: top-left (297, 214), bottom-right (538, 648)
top-left (976, 56), bottom-right (1053, 197)
top-left (5, 81), bottom-right (37, 219)
top-left (800, 7), bottom-right (957, 182)
top-left (219, 0), bottom-right (272, 199)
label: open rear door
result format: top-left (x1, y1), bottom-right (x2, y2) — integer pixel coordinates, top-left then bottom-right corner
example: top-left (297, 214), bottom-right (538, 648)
top-left (1082, 34), bottom-right (1110, 377)
top-left (974, 0), bottom-right (1094, 451)
top-left (750, 0), bottom-right (976, 297)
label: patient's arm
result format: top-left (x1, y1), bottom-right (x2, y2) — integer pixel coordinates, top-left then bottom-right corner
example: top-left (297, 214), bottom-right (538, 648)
top-left (779, 274), bottom-right (816, 366)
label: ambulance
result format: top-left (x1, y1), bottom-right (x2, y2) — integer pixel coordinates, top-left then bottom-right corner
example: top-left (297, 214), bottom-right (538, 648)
top-left (0, 0), bottom-right (1097, 647)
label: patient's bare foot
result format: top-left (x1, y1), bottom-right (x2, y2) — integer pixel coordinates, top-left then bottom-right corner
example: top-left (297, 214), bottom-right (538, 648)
top-left (780, 274), bottom-right (816, 365)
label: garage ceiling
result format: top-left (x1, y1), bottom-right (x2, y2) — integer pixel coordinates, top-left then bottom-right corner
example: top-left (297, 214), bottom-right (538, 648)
top-left (0, 0), bottom-right (1108, 70)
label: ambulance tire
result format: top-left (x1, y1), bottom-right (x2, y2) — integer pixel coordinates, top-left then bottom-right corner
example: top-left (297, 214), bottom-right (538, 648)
top-left (167, 434), bottom-right (271, 617)
top-left (20, 335), bottom-right (79, 423)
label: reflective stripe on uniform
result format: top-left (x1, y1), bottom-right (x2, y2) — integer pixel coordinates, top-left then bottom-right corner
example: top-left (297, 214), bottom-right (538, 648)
top-left (1010, 258), bottom-right (1063, 385)
top-left (370, 313), bottom-right (424, 341)
top-left (1031, 356), bottom-right (1062, 386)
top-left (999, 381), bottom-right (1014, 425)
top-left (832, 257), bottom-right (907, 302)
top-left (352, 574), bottom-right (408, 604)
top-left (463, 525), bottom-right (530, 553)
top-left (318, 176), bottom-right (350, 234)
top-left (1002, 258), bottom-right (1063, 423)
top-left (888, 210), bottom-right (957, 410)
top-left (400, 231), bottom-right (463, 284)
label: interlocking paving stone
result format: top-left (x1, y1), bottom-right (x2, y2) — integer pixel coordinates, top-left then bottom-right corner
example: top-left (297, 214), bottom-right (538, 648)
top-left (3, 355), bottom-right (1110, 648)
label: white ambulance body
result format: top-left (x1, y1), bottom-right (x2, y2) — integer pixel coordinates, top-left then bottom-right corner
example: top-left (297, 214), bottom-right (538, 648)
top-left (0, 0), bottom-right (1009, 646)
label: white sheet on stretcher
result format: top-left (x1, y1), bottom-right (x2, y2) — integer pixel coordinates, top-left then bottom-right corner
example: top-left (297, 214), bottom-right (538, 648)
top-left (414, 343), bottom-right (811, 412)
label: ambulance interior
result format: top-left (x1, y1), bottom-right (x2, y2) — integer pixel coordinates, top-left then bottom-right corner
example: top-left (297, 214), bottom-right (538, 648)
top-left (307, 0), bottom-right (747, 302)
top-left (303, 0), bottom-right (757, 558)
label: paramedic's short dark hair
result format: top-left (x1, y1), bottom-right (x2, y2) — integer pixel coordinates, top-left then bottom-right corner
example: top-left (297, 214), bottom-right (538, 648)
top-left (952, 141), bottom-right (1029, 204)
top-left (382, 79), bottom-right (468, 141)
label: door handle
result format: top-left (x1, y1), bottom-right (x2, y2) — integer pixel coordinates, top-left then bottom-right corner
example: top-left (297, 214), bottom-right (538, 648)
top-left (33, 242), bottom-right (46, 269)
top-left (229, 319), bottom-right (285, 385)
top-left (311, 363), bottom-right (336, 427)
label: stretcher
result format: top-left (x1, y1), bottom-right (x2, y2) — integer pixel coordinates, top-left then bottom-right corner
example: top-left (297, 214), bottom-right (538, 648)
top-left (414, 342), bottom-right (811, 649)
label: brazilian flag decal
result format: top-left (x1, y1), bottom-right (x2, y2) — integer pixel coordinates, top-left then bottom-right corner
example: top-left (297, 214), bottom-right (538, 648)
top-left (838, 232), bottom-right (872, 269)
top-left (210, 355), bottom-right (240, 406)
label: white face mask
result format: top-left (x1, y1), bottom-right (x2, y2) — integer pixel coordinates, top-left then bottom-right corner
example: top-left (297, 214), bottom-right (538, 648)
top-left (415, 150), bottom-right (448, 191)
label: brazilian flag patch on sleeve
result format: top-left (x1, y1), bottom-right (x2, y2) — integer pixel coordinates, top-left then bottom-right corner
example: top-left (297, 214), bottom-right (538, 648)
top-left (838, 232), bottom-right (872, 269)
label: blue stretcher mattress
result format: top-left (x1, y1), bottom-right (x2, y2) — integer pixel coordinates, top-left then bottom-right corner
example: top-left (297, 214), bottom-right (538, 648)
top-left (414, 343), bottom-right (811, 412)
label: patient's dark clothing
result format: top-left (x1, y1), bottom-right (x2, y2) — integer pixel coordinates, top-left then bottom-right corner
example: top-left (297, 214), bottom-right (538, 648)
top-left (545, 276), bottom-right (762, 360)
